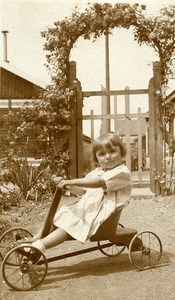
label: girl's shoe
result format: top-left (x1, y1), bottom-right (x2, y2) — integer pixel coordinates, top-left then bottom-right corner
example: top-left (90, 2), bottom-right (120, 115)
top-left (16, 245), bottom-right (42, 264)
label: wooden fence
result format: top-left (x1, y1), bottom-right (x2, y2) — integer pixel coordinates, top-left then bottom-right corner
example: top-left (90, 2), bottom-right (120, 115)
top-left (82, 88), bottom-right (149, 187)
top-left (68, 61), bottom-right (166, 195)
top-left (0, 61), bottom-right (165, 194)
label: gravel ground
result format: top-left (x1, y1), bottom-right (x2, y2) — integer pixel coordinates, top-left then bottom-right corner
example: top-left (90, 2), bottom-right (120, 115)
top-left (0, 193), bottom-right (175, 300)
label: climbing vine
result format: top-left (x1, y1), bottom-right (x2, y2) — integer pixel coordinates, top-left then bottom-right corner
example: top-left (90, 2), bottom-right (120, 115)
top-left (41, 2), bottom-right (175, 86)
top-left (1, 2), bottom-right (175, 182)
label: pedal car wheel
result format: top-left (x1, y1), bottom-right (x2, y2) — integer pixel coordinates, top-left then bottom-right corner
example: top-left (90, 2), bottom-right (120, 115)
top-left (2, 244), bottom-right (48, 291)
top-left (97, 223), bottom-right (126, 257)
top-left (128, 231), bottom-right (162, 270)
top-left (0, 227), bottom-right (33, 261)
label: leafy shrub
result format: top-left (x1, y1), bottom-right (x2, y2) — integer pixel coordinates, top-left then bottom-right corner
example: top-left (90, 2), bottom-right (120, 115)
top-left (0, 149), bottom-right (70, 205)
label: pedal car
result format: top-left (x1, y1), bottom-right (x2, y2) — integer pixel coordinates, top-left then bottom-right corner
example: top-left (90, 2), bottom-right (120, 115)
top-left (0, 188), bottom-right (163, 291)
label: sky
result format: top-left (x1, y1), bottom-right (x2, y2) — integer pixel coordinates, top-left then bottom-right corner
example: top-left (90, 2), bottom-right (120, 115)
top-left (0, 0), bottom-right (175, 136)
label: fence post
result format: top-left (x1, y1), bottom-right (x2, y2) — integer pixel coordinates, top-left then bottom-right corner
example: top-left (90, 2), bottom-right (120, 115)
top-left (69, 61), bottom-right (77, 179)
top-left (137, 107), bottom-right (142, 184)
top-left (101, 85), bottom-right (108, 134)
top-left (75, 79), bottom-right (83, 178)
top-left (90, 110), bottom-right (95, 142)
top-left (149, 62), bottom-right (163, 196)
top-left (125, 86), bottom-right (131, 171)
top-left (148, 77), bottom-right (156, 193)
top-left (153, 61), bottom-right (163, 196)
top-left (114, 95), bottom-right (120, 135)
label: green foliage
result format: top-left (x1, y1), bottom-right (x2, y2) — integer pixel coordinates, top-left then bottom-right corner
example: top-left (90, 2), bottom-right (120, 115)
top-left (133, 5), bottom-right (175, 83)
top-left (1, 2), bottom-right (175, 186)
top-left (0, 156), bottom-right (41, 201)
top-left (41, 3), bottom-right (175, 85)
top-left (0, 86), bottom-right (76, 157)
top-left (10, 158), bottom-right (31, 200)
top-left (0, 191), bottom-right (21, 211)
top-left (0, 148), bottom-right (70, 204)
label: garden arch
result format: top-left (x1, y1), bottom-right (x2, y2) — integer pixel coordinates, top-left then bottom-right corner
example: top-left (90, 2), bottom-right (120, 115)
top-left (41, 3), bottom-right (175, 196)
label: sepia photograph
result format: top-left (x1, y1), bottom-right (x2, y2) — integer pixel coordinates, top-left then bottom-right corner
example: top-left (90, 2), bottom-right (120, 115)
top-left (0, 0), bottom-right (175, 299)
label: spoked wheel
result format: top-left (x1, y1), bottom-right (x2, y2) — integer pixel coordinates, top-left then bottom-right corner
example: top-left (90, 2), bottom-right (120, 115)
top-left (129, 231), bottom-right (163, 270)
top-left (0, 227), bottom-right (33, 261)
top-left (97, 223), bottom-right (126, 257)
top-left (2, 245), bottom-right (48, 291)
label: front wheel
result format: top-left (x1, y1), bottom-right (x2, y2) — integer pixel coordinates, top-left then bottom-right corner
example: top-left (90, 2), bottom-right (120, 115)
top-left (2, 244), bottom-right (48, 291)
top-left (128, 231), bottom-right (163, 270)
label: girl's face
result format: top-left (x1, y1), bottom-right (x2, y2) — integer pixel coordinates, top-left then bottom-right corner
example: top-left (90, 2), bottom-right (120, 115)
top-left (96, 145), bottom-right (123, 170)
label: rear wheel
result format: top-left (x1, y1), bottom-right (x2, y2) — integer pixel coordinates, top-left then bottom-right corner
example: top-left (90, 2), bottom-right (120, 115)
top-left (129, 231), bottom-right (163, 270)
top-left (97, 223), bottom-right (126, 257)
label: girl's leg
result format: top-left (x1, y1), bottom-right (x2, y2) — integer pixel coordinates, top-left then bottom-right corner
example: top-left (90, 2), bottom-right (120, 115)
top-left (38, 227), bottom-right (69, 250)
top-left (34, 224), bottom-right (57, 239)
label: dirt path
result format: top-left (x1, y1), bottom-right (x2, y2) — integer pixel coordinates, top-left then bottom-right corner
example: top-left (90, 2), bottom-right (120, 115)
top-left (1, 195), bottom-right (175, 300)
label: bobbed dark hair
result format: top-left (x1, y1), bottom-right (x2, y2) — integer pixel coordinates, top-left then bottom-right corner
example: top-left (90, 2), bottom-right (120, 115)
top-left (91, 132), bottom-right (127, 163)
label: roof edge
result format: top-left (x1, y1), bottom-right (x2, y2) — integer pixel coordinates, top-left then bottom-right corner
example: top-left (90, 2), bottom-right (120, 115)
top-left (0, 60), bottom-right (48, 90)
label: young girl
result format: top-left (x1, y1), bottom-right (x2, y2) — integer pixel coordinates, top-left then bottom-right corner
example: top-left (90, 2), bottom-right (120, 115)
top-left (31, 132), bottom-right (132, 253)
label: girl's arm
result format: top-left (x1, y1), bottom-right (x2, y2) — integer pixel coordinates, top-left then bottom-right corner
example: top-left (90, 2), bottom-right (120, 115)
top-left (58, 177), bottom-right (106, 191)
top-left (67, 186), bottom-right (86, 196)
top-left (52, 176), bottom-right (87, 196)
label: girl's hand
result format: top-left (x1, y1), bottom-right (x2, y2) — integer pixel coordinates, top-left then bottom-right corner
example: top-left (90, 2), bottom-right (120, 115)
top-left (58, 179), bottom-right (70, 191)
top-left (51, 176), bottom-right (64, 185)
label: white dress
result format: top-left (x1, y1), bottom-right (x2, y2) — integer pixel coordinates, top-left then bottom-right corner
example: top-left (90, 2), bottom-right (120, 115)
top-left (53, 164), bottom-right (132, 243)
